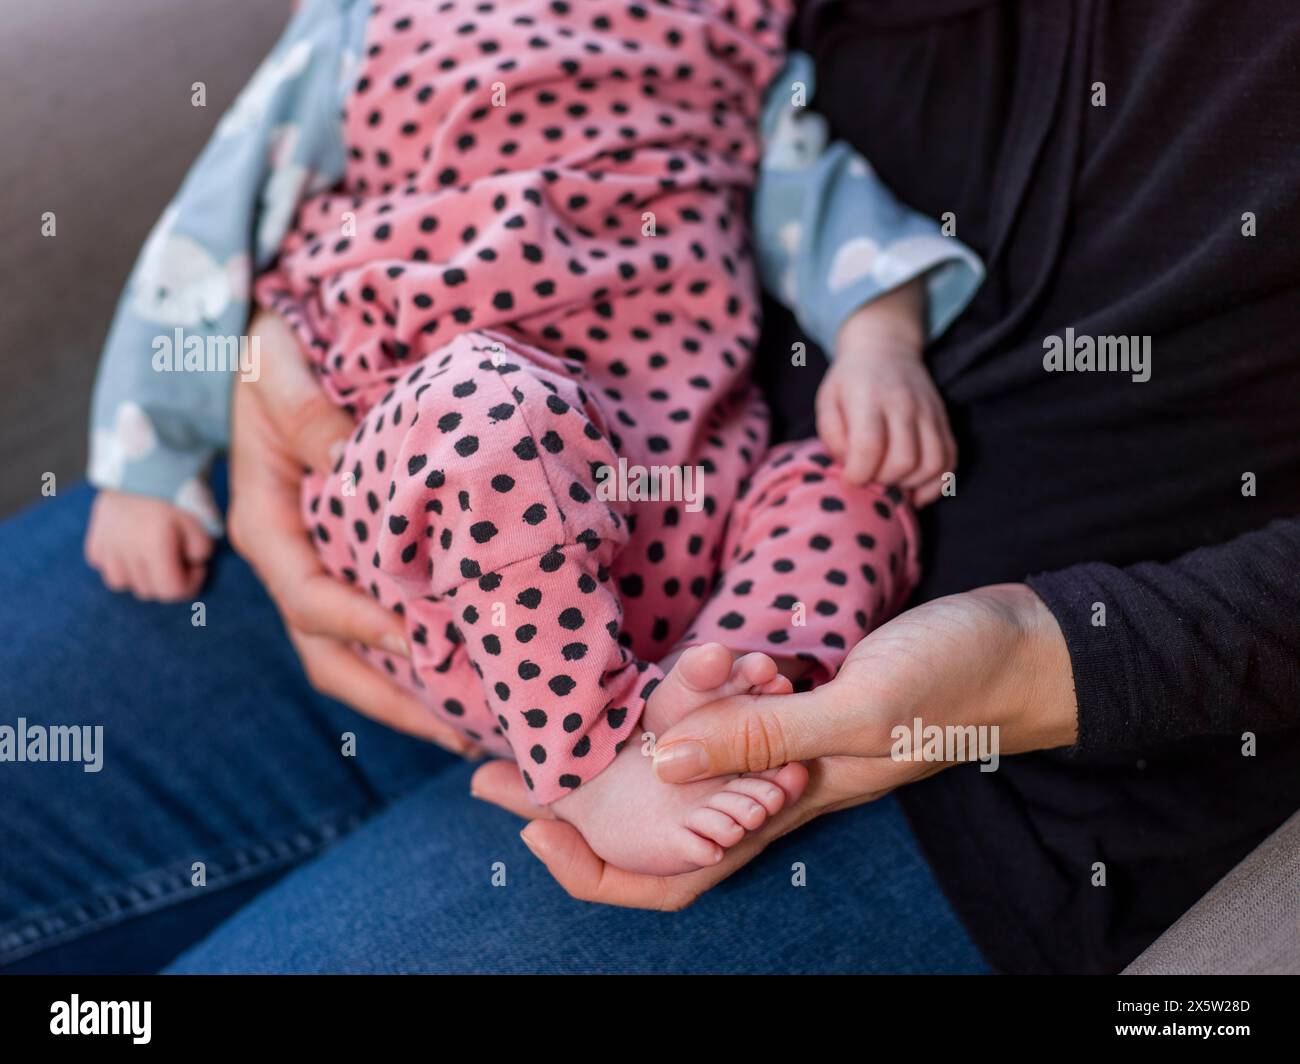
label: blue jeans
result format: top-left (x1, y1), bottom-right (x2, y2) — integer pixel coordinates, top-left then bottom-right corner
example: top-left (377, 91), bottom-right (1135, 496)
top-left (0, 484), bottom-right (989, 974)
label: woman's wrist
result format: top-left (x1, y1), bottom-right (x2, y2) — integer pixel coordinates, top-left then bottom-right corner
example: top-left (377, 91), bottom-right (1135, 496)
top-left (994, 583), bottom-right (1080, 754)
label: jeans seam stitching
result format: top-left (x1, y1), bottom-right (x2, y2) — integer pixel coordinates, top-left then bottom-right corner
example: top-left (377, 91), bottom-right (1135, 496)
top-left (0, 806), bottom-right (369, 967)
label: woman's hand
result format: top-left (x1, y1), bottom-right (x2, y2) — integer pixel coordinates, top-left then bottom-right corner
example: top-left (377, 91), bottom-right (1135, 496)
top-left (652, 582), bottom-right (1078, 782)
top-left (228, 308), bottom-right (478, 754)
top-left (471, 583), bottom-right (1078, 908)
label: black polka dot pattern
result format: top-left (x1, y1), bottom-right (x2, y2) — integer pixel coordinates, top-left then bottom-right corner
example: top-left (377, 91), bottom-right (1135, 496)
top-left (260, 0), bottom-right (919, 803)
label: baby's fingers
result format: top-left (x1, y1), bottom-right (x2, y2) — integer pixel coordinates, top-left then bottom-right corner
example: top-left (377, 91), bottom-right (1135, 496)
top-left (903, 413), bottom-right (954, 489)
top-left (912, 472), bottom-right (947, 507)
top-left (815, 382), bottom-right (848, 461)
top-left (151, 555), bottom-right (191, 602)
top-left (940, 419), bottom-right (959, 477)
top-left (98, 555), bottom-right (130, 594)
top-left (875, 409), bottom-right (919, 486)
top-left (912, 481), bottom-right (942, 507)
top-left (843, 405), bottom-right (887, 485)
top-left (151, 524), bottom-right (204, 602)
top-left (126, 555), bottom-right (159, 601)
top-left (179, 516), bottom-right (214, 565)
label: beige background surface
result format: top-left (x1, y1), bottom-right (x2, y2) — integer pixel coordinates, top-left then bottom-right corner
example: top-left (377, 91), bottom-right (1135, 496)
top-left (0, 0), bottom-right (286, 516)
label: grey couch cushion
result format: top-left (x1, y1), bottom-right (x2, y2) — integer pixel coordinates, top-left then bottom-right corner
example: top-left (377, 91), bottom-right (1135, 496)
top-left (0, 0), bottom-right (285, 518)
top-left (4, 0), bottom-right (1297, 978)
top-left (1125, 810), bottom-right (1300, 974)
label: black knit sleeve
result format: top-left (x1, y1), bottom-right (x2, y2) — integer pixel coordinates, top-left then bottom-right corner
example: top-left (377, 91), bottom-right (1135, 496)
top-left (1025, 517), bottom-right (1300, 754)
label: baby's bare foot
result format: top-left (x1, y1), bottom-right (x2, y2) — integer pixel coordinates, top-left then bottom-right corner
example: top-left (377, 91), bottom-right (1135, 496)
top-left (550, 644), bottom-right (806, 876)
top-left (653, 642), bottom-right (794, 726)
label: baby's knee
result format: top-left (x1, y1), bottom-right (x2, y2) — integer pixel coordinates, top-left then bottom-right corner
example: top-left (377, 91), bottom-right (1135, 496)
top-left (342, 335), bottom-right (624, 595)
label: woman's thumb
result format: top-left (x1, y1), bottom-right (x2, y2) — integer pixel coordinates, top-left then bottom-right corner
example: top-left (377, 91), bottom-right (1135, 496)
top-left (651, 688), bottom-right (840, 782)
top-left (248, 308), bottom-right (354, 472)
top-left (275, 388), bottom-right (354, 475)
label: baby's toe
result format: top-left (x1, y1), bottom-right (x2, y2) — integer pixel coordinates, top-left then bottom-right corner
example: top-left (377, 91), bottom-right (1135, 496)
top-left (706, 789), bottom-right (770, 831)
top-left (673, 643), bottom-right (735, 693)
top-left (672, 823), bottom-right (725, 867)
top-left (763, 762), bottom-right (810, 804)
top-left (731, 652), bottom-right (779, 690)
top-left (723, 776), bottom-right (789, 816)
top-left (685, 806), bottom-right (746, 849)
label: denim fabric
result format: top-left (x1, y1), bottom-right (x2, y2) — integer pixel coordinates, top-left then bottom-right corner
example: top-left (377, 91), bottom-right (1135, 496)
top-left (0, 484), bottom-right (988, 974)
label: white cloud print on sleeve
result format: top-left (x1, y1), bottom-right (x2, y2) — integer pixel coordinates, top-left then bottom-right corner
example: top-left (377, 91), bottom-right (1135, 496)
top-left (129, 207), bottom-right (250, 328)
top-left (257, 124), bottom-right (334, 261)
top-left (86, 0), bottom-right (360, 524)
top-left (826, 236), bottom-right (880, 293)
top-left (216, 38), bottom-right (315, 140)
top-left (88, 401), bottom-right (158, 489)
top-left (752, 51), bottom-right (985, 354)
top-left (871, 235), bottom-right (970, 291)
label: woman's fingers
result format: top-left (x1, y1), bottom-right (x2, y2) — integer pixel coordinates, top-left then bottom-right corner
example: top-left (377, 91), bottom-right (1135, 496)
top-left (277, 386), bottom-right (354, 477)
top-left (228, 395), bottom-right (410, 655)
top-left (248, 308), bottom-right (354, 472)
top-left (265, 529), bottom-right (413, 670)
top-left (470, 759), bottom-right (556, 820)
top-left (289, 628), bottom-right (476, 752)
top-left (518, 773), bottom-right (832, 910)
top-left (518, 819), bottom-right (701, 911)
top-left (651, 687), bottom-right (849, 782)
top-left (283, 571), bottom-right (411, 657)
top-left (252, 497), bottom-right (410, 654)
top-left (228, 308), bottom-right (477, 757)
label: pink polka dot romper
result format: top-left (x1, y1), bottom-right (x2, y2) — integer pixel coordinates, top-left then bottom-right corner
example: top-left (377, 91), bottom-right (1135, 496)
top-left (256, 0), bottom-right (921, 803)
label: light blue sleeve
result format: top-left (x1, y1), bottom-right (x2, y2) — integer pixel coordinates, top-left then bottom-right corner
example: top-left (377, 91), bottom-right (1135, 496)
top-left (87, 0), bottom-right (367, 531)
top-left (753, 52), bottom-right (985, 357)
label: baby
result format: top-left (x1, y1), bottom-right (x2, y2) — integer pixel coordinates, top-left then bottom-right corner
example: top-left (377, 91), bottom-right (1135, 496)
top-left (85, 0), bottom-right (981, 875)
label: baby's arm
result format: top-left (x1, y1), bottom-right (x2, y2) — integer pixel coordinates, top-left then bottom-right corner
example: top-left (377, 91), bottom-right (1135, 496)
top-left (86, 0), bottom-right (363, 599)
top-left (818, 277), bottom-right (955, 499)
top-left (753, 52), bottom-right (984, 504)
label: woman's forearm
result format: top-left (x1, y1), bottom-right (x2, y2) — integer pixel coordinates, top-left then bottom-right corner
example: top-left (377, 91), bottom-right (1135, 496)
top-left (993, 583), bottom-right (1079, 755)
top-left (831, 582), bottom-right (1079, 760)
top-left (1026, 517), bottom-right (1300, 753)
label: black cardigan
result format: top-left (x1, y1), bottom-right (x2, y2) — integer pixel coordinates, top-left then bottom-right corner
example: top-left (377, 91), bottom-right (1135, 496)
top-left (757, 0), bottom-right (1300, 972)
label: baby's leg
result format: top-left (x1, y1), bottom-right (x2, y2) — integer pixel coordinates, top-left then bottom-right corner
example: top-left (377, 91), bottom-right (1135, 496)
top-left (307, 330), bottom-right (803, 872)
top-left (308, 329), bottom-right (657, 802)
top-left (682, 438), bottom-right (921, 690)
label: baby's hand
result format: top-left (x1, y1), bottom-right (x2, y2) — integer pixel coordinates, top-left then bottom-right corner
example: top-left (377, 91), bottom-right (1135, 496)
top-left (816, 282), bottom-right (956, 507)
top-left (85, 490), bottom-right (213, 601)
